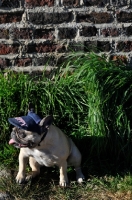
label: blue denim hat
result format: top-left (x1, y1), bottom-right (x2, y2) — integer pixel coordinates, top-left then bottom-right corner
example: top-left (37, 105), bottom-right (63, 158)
top-left (8, 111), bottom-right (42, 133)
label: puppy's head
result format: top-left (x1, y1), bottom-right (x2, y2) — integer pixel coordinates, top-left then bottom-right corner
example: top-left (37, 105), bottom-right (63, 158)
top-left (8, 105), bottom-right (53, 148)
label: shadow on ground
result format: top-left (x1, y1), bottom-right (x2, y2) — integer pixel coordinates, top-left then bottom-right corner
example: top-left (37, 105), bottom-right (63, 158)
top-left (1, 136), bottom-right (132, 200)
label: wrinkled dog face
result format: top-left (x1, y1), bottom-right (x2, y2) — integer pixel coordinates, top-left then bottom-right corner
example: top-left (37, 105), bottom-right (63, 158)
top-left (9, 127), bottom-right (41, 148)
top-left (9, 114), bottom-right (53, 148)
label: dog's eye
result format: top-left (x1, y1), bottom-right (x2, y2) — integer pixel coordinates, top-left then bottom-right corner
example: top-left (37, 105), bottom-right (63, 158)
top-left (17, 129), bottom-right (26, 138)
top-left (20, 133), bottom-right (26, 138)
top-left (19, 131), bottom-right (26, 138)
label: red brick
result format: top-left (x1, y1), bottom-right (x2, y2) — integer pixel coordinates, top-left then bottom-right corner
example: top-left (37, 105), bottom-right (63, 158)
top-left (97, 41), bottom-right (110, 52)
top-left (25, 0), bottom-right (54, 7)
top-left (126, 26), bottom-right (132, 36)
top-left (117, 12), bottom-right (132, 23)
top-left (1, 0), bottom-right (20, 8)
top-left (68, 41), bottom-right (84, 51)
top-left (84, 0), bottom-right (128, 7)
top-left (34, 56), bottom-right (57, 66)
top-left (34, 29), bottom-right (55, 39)
top-left (58, 28), bottom-right (77, 39)
top-left (101, 28), bottom-right (119, 37)
top-left (63, 0), bottom-right (79, 7)
top-left (0, 58), bottom-right (9, 69)
top-left (15, 58), bottom-right (32, 67)
top-left (0, 13), bottom-right (23, 24)
top-left (27, 43), bottom-right (65, 53)
top-left (113, 1), bottom-right (128, 6)
top-left (84, 41), bottom-right (110, 52)
top-left (35, 43), bottom-right (56, 53)
top-left (77, 12), bottom-right (113, 23)
top-left (0, 44), bottom-right (19, 55)
top-left (28, 12), bottom-right (72, 25)
top-left (110, 55), bottom-right (128, 65)
top-left (57, 56), bottom-right (66, 65)
top-left (80, 26), bottom-right (97, 37)
top-left (117, 41), bottom-right (132, 52)
top-left (13, 28), bottom-right (33, 39)
top-left (84, 41), bottom-right (97, 52)
top-left (84, 0), bottom-right (105, 7)
top-left (0, 29), bottom-right (9, 39)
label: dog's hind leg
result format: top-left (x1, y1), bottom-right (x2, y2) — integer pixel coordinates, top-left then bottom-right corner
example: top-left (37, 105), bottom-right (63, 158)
top-left (67, 139), bottom-right (85, 183)
top-left (73, 154), bottom-right (85, 183)
top-left (75, 166), bottom-right (85, 183)
top-left (26, 156), bottom-right (40, 181)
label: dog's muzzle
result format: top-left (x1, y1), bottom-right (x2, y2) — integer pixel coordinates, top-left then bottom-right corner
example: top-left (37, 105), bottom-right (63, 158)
top-left (9, 131), bottom-right (35, 148)
top-left (9, 127), bottom-right (48, 148)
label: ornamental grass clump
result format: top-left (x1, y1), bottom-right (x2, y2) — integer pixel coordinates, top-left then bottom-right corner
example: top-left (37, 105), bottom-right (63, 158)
top-left (0, 53), bottom-right (132, 171)
top-left (64, 52), bottom-right (132, 169)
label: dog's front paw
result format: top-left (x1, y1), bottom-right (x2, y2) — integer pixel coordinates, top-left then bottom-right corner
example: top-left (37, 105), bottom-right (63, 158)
top-left (59, 180), bottom-right (69, 187)
top-left (25, 175), bottom-right (33, 182)
top-left (16, 173), bottom-right (25, 184)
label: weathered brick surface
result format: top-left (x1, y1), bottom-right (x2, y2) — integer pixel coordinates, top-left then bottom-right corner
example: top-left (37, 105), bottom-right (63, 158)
top-left (68, 42), bottom-right (84, 52)
top-left (110, 55), bottom-right (128, 65)
top-left (27, 43), bottom-right (65, 53)
top-left (34, 29), bottom-right (55, 39)
top-left (25, 0), bottom-right (54, 7)
top-left (28, 12), bottom-right (72, 25)
top-left (84, 41), bottom-right (110, 52)
top-left (0, 29), bottom-right (9, 39)
top-left (117, 12), bottom-right (132, 23)
top-left (0, 13), bottom-right (23, 24)
top-left (80, 26), bottom-right (97, 37)
top-left (84, 41), bottom-right (98, 52)
top-left (117, 41), bottom-right (132, 52)
top-left (97, 41), bottom-right (110, 52)
top-left (14, 58), bottom-right (32, 67)
top-left (0, 58), bottom-right (9, 69)
top-left (13, 28), bottom-right (33, 39)
top-left (84, 0), bottom-right (105, 7)
top-left (101, 28), bottom-right (119, 37)
top-left (126, 26), bottom-right (132, 36)
top-left (0, 44), bottom-right (19, 55)
top-left (58, 28), bottom-right (77, 39)
top-left (63, 0), bottom-right (79, 7)
top-left (1, 0), bottom-right (20, 8)
top-left (34, 56), bottom-right (56, 66)
top-left (77, 12), bottom-right (113, 23)
top-left (0, 1), bottom-right (132, 69)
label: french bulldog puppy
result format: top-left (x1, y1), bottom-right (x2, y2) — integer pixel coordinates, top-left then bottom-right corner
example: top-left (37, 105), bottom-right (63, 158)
top-left (8, 104), bottom-right (85, 187)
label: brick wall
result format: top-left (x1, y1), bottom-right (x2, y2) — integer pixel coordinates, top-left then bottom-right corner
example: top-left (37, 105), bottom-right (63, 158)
top-left (0, 0), bottom-right (132, 72)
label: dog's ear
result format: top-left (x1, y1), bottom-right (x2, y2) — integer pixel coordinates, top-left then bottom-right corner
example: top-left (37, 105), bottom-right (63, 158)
top-left (39, 115), bottom-right (54, 129)
top-left (28, 102), bottom-right (35, 112)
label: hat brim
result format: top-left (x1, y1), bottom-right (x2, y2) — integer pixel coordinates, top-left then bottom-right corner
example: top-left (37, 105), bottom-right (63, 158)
top-left (8, 113), bottom-right (42, 133)
top-left (8, 118), bottom-right (28, 130)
